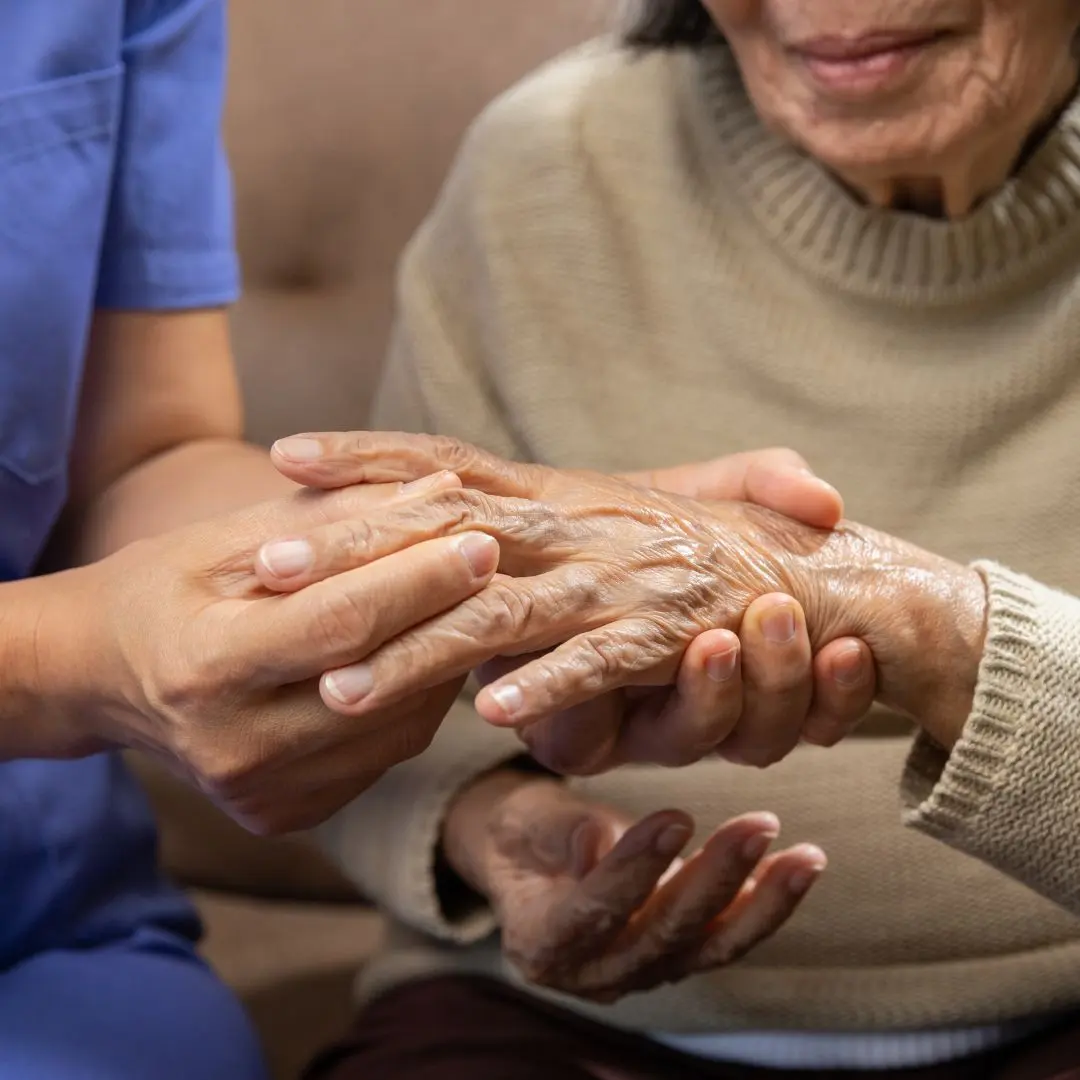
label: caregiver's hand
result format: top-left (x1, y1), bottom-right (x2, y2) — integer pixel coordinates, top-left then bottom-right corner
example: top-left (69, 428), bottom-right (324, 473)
top-left (442, 769), bottom-right (825, 1003)
top-left (64, 473), bottom-right (499, 834)
top-left (476, 590), bottom-right (874, 773)
top-left (268, 431), bottom-right (986, 757)
top-left (270, 437), bottom-right (876, 768)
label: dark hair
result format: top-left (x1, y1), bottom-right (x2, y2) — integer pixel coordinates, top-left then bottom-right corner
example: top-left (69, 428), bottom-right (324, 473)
top-left (624, 0), bottom-right (722, 48)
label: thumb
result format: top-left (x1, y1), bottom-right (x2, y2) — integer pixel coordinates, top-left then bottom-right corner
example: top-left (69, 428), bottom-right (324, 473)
top-left (622, 449), bottom-right (843, 529)
top-left (513, 785), bottom-right (632, 879)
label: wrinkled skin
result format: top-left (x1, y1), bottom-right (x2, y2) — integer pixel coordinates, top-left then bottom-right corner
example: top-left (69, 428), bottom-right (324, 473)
top-left (442, 770), bottom-right (826, 1003)
top-left (707, 0), bottom-right (1080, 218)
top-left (270, 432), bottom-right (987, 764)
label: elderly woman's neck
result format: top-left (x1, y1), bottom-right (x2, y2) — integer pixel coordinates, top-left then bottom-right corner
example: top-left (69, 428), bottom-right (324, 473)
top-left (839, 70), bottom-right (1080, 221)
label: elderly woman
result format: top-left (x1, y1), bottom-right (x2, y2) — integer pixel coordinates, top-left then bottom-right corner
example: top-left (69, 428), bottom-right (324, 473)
top-left (277, 1), bottom-right (1080, 1077)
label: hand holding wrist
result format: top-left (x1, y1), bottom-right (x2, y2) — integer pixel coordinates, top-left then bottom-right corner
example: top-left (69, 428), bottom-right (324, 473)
top-left (804, 523), bottom-right (988, 747)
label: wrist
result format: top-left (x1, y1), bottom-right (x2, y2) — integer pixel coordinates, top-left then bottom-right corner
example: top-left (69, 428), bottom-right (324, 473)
top-left (809, 524), bottom-right (988, 746)
top-left (0, 565), bottom-right (116, 758)
top-left (442, 768), bottom-right (553, 896)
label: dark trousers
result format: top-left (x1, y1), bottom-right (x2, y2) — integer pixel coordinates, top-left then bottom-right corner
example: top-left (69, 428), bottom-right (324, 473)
top-left (305, 975), bottom-right (1080, 1080)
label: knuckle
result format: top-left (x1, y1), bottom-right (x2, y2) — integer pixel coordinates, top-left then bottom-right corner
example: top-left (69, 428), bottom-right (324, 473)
top-left (702, 936), bottom-right (746, 968)
top-left (332, 516), bottom-right (376, 561)
top-left (153, 645), bottom-right (245, 713)
top-left (473, 580), bottom-right (537, 638)
top-left (430, 434), bottom-right (479, 472)
top-left (311, 589), bottom-right (376, 653)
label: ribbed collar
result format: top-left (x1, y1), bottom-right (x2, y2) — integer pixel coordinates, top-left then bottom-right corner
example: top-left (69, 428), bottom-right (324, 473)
top-left (690, 45), bottom-right (1080, 305)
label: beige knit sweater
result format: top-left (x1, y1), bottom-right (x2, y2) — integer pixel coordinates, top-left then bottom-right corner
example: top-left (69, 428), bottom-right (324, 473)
top-left (318, 39), bottom-right (1080, 1035)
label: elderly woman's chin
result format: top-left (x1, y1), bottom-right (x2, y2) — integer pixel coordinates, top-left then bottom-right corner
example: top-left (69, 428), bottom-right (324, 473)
top-left (704, 0), bottom-right (1080, 218)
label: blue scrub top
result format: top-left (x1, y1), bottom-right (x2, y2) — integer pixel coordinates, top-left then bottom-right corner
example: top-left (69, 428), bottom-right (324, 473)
top-left (0, 0), bottom-right (239, 967)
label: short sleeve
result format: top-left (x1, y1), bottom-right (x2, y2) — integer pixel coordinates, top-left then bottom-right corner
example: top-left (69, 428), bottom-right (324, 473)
top-left (94, 0), bottom-right (238, 310)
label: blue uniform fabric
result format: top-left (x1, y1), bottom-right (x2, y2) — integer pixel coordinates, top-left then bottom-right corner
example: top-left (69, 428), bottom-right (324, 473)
top-left (0, 2), bottom-right (266, 1076)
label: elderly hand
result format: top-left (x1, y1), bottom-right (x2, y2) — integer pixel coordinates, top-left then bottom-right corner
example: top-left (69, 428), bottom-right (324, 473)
top-left (495, 450), bottom-right (873, 771)
top-left (71, 472), bottom-right (499, 833)
top-left (268, 431), bottom-right (987, 760)
top-left (442, 769), bottom-right (825, 1003)
top-left (269, 436), bottom-right (877, 770)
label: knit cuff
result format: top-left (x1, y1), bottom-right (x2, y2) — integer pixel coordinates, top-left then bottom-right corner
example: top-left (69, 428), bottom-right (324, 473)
top-left (902, 562), bottom-right (1080, 910)
top-left (315, 699), bottom-right (526, 944)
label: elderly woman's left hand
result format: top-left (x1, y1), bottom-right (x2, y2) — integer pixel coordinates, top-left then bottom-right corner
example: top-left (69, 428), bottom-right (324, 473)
top-left (267, 432), bottom-right (985, 764)
top-left (442, 768), bottom-right (826, 1004)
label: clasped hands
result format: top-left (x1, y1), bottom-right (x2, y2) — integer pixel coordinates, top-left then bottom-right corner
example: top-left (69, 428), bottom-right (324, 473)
top-left (67, 428), bottom-right (984, 1002)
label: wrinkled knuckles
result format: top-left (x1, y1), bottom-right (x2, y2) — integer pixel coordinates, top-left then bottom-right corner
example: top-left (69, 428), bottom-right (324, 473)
top-left (470, 580), bottom-right (539, 640)
top-left (310, 589), bottom-right (377, 654)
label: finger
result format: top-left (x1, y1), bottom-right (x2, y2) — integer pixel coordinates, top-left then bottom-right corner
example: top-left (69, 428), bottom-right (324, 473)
top-left (229, 532), bottom-right (500, 688)
top-left (586, 813), bottom-right (779, 987)
top-left (272, 430), bottom-right (550, 498)
top-left (544, 811), bottom-right (693, 959)
top-left (692, 844), bottom-right (826, 971)
top-left (474, 619), bottom-right (682, 728)
top-left (801, 639), bottom-right (876, 747)
top-left (517, 693), bottom-right (625, 776)
top-left (257, 486), bottom-right (575, 591)
top-left (616, 630), bottom-right (743, 767)
top-left (319, 569), bottom-right (619, 716)
top-left (622, 449), bottom-right (842, 529)
top-left (254, 472), bottom-right (465, 589)
top-left (716, 595), bottom-right (812, 768)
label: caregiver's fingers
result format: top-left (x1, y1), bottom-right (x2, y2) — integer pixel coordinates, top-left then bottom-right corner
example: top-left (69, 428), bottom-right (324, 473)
top-left (237, 532), bottom-right (501, 688)
top-left (517, 693), bottom-right (625, 776)
top-left (617, 629), bottom-right (743, 767)
top-left (318, 569), bottom-right (620, 717)
top-left (271, 430), bottom-right (553, 498)
top-left (800, 638), bottom-right (876, 747)
top-left (256, 484), bottom-right (574, 591)
top-left (715, 595), bottom-right (812, 769)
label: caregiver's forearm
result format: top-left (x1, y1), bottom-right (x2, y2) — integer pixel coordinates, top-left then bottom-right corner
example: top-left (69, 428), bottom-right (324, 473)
top-left (72, 437), bottom-right (295, 561)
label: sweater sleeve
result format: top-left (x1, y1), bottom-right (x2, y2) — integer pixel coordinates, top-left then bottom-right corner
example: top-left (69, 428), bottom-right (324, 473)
top-left (902, 561), bottom-right (1080, 913)
top-left (315, 694), bottom-right (525, 943)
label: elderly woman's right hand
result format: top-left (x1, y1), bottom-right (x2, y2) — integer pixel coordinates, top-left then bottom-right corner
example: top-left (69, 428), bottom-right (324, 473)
top-left (265, 431), bottom-right (985, 767)
top-left (442, 769), bottom-right (825, 1003)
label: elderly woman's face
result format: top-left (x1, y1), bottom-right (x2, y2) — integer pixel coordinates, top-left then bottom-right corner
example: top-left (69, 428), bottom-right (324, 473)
top-left (704, 0), bottom-right (1080, 214)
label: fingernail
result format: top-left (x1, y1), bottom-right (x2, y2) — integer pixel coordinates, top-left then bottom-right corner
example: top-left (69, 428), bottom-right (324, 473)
top-left (706, 648), bottom-right (738, 682)
top-left (323, 664), bottom-right (373, 705)
top-left (259, 539), bottom-right (314, 578)
top-left (656, 823), bottom-right (692, 858)
top-left (762, 604), bottom-right (796, 644)
top-left (833, 644), bottom-right (865, 686)
top-left (488, 683), bottom-right (524, 719)
top-left (273, 437), bottom-right (324, 462)
top-left (456, 533), bottom-right (499, 578)
top-left (787, 846), bottom-right (827, 895)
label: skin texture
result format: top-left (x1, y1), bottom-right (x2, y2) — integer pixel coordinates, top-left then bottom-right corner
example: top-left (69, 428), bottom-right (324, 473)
top-left (19, 310), bottom-right (510, 835)
top-left (16, 304), bottom-right (872, 834)
top-left (50, 472), bottom-right (503, 833)
top-left (269, 440), bottom-right (877, 773)
top-left (441, 770), bottom-right (826, 1003)
top-left (703, 0), bottom-right (1080, 216)
top-left (271, 432), bottom-right (985, 768)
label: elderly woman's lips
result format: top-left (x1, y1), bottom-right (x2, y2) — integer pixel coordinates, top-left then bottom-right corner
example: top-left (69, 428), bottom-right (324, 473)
top-left (792, 32), bottom-right (945, 97)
